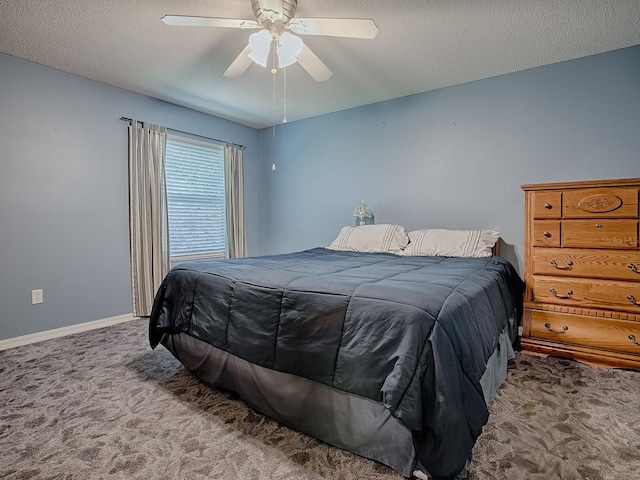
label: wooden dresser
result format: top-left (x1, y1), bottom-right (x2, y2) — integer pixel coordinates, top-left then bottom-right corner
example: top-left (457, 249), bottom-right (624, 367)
top-left (521, 178), bottom-right (640, 369)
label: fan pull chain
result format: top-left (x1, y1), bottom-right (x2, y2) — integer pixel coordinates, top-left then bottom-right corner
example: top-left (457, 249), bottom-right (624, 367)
top-left (271, 41), bottom-right (277, 172)
top-left (272, 45), bottom-right (276, 134)
top-left (283, 67), bottom-right (288, 124)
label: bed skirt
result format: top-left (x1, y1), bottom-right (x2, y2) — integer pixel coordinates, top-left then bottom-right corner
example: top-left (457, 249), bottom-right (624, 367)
top-left (161, 315), bottom-right (517, 479)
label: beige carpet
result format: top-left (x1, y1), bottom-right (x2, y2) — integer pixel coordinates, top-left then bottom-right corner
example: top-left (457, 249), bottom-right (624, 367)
top-left (1, 318), bottom-right (639, 479)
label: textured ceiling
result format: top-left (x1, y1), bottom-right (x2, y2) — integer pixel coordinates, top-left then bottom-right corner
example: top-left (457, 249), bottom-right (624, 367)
top-left (1, 0), bottom-right (639, 129)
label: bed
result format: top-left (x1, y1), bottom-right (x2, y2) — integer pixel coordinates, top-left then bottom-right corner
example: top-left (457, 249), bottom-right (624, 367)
top-left (149, 226), bottom-right (524, 480)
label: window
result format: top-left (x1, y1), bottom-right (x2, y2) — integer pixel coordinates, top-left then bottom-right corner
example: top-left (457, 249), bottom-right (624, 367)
top-left (165, 135), bottom-right (227, 262)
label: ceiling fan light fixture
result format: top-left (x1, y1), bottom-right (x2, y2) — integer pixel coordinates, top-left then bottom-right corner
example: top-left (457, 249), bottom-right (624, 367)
top-left (248, 29), bottom-right (272, 67)
top-left (277, 32), bottom-right (303, 68)
top-left (163, 0), bottom-right (378, 82)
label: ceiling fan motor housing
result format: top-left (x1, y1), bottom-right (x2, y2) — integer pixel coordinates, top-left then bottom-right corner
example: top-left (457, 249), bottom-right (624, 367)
top-left (252, 0), bottom-right (297, 26)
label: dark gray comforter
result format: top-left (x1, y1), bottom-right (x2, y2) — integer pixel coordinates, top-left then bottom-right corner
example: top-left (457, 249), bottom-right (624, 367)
top-left (149, 248), bottom-right (524, 479)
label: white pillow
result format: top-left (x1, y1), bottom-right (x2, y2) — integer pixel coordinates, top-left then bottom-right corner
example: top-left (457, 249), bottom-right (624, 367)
top-left (327, 224), bottom-right (409, 254)
top-left (401, 229), bottom-right (499, 257)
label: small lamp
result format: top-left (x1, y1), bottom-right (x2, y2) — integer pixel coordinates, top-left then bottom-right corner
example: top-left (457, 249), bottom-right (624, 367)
top-left (353, 201), bottom-right (374, 226)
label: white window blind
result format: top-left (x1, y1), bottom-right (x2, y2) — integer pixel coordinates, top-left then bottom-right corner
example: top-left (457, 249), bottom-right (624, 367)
top-left (165, 136), bottom-right (227, 261)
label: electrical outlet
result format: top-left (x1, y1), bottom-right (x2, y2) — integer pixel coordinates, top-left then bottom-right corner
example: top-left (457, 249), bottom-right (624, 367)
top-left (31, 289), bottom-right (43, 305)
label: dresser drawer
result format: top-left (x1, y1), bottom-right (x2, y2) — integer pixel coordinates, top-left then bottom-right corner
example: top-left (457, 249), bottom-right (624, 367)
top-left (532, 191), bottom-right (562, 219)
top-left (532, 276), bottom-right (640, 312)
top-left (529, 310), bottom-right (640, 355)
top-left (563, 187), bottom-right (639, 218)
top-left (562, 220), bottom-right (638, 249)
top-left (532, 221), bottom-right (560, 247)
top-left (532, 247), bottom-right (640, 280)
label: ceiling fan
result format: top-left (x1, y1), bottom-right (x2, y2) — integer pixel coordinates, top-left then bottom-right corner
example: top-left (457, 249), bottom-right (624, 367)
top-left (162, 0), bottom-right (378, 82)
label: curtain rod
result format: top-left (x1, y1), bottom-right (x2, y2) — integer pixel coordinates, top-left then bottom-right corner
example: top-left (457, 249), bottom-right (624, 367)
top-left (120, 117), bottom-right (245, 149)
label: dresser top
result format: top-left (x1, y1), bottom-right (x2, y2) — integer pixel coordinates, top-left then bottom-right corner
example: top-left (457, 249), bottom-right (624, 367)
top-left (521, 177), bottom-right (640, 191)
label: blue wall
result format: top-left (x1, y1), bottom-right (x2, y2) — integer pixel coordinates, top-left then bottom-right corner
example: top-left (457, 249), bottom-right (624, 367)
top-left (259, 46), bottom-right (640, 272)
top-left (0, 53), bottom-right (261, 340)
top-left (2, 46), bottom-right (639, 341)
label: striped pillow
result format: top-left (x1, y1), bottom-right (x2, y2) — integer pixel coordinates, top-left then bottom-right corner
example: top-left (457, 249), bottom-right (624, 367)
top-left (401, 229), bottom-right (499, 257)
top-left (327, 224), bottom-right (409, 253)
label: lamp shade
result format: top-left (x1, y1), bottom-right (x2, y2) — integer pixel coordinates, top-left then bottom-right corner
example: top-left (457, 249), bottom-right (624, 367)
top-left (248, 30), bottom-right (272, 67)
top-left (277, 32), bottom-right (303, 68)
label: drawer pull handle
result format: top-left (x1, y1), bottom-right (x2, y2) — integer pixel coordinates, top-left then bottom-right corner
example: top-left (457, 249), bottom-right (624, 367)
top-left (630, 335), bottom-right (640, 346)
top-left (550, 259), bottom-right (573, 270)
top-left (629, 263), bottom-right (639, 274)
top-left (628, 295), bottom-right (640, 307)
top-left (550, 288), bottom-right (573, 299)
top-left (544, 203), bottom-right (552, 209)
top-left (595, 223), bottom-right (603, 228)
top-left (543, 231), bottom-right (552, 238)
top-left (545, 323), bottom-right (568, 334)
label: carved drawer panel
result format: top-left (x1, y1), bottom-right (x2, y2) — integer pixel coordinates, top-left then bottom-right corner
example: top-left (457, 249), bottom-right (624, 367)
top-left (530, 310), bottom-right (640, 355)
top-left (532, 247), bottom-right (640, 280)
top-left (562, 220), bottom-right (638, 249)
top-left (532, 220), bottom-right (560, 247)
top-left (532, 191), bottom-right (562, 219)
top-left (563, 187), bottom-right (639, 218)
top-left (532, 276), bottom-right (640, 313)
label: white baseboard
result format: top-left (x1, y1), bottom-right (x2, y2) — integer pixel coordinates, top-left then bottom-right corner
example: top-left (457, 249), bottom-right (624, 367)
top-left (0, 313), bottom-right (139, 351)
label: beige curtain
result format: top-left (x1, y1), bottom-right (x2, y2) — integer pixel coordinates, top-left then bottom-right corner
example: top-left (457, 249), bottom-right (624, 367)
top-left (224, 143), bottom-right (247, 258)
top-left (128, 121), bottom-right (170, 316)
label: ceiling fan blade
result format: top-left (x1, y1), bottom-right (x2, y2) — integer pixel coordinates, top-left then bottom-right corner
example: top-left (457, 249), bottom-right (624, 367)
top-left (223, 45), bottom-right (254, 78)
top-left (161, 15), bottom-right (259, 29)
top-left (296, 44), bottom-right (332, 82)
top-left (257, 0), bottom-right (284, 20)
top-left (288, 18), bottom-right (378, 39)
